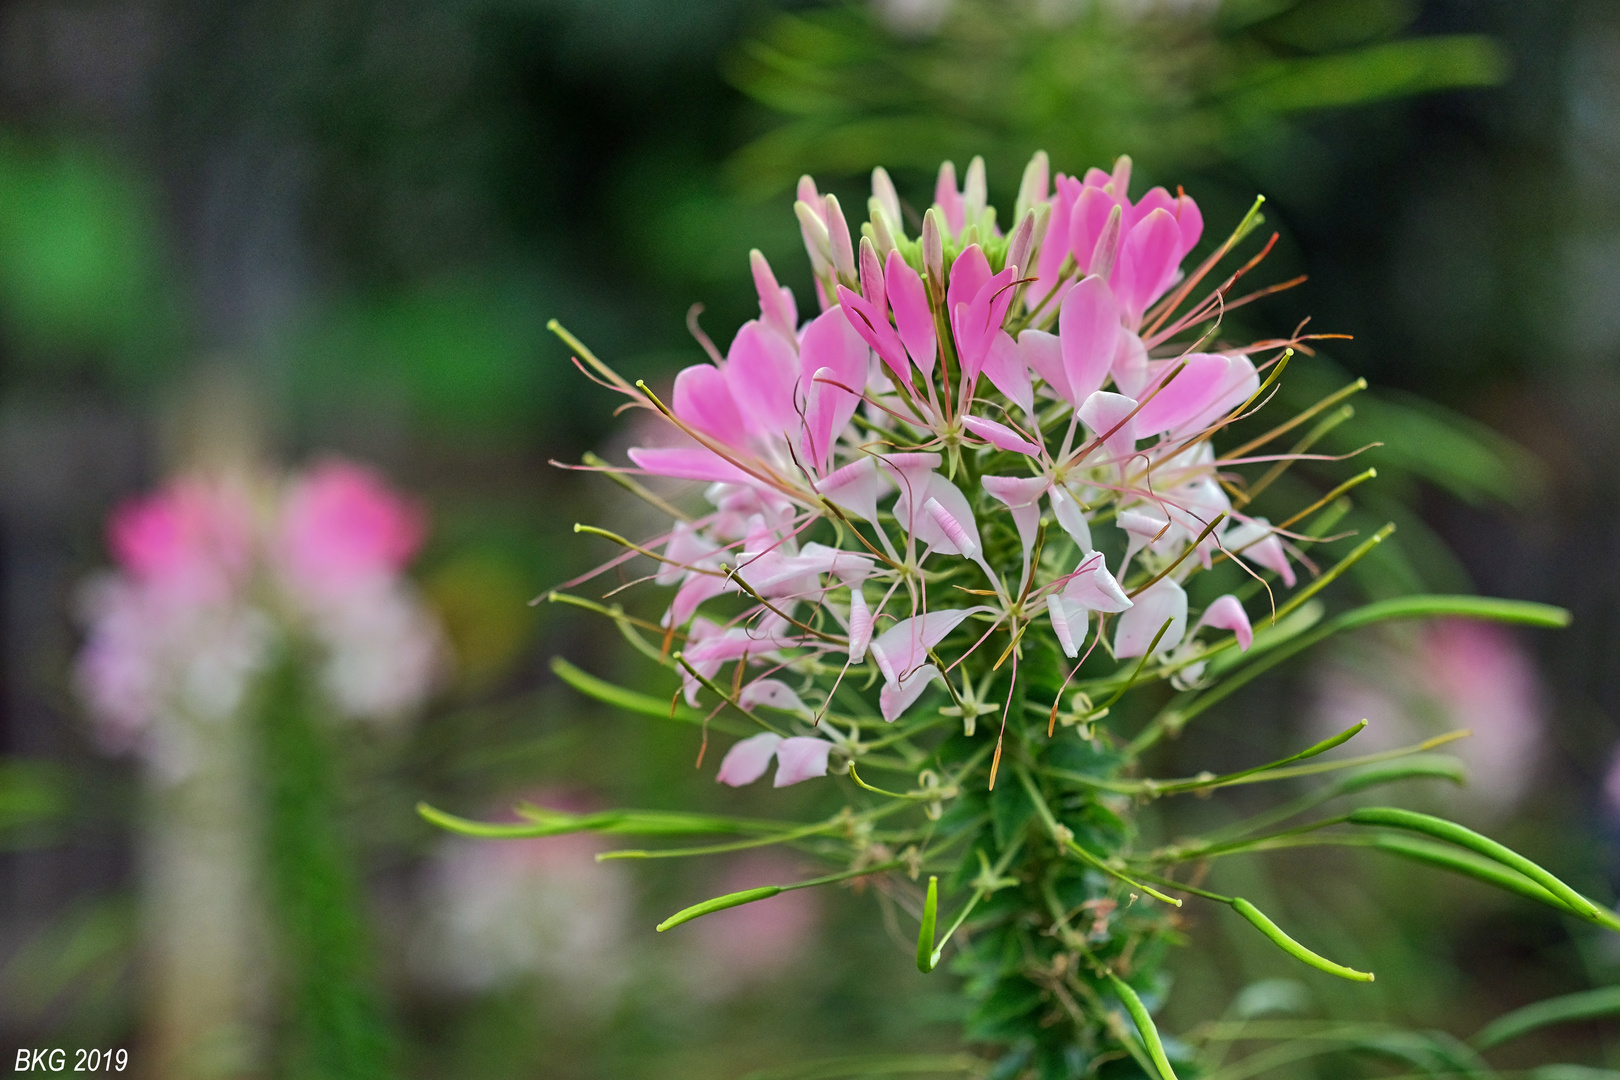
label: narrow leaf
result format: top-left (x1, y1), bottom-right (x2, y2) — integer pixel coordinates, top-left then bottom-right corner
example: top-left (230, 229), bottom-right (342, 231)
top-left (1473, 987), bottom-right (1620, 1050)
top-left (1109, 973), bottom-right (1181, 1080)
top-left (917, 875), bottom-right (939, 973)
top-left (658, 886), bottom-right (783, 931)
top-left (1348, 807), bottom-right (1620, 930)
top-left (1231, 898), bottom-right (1375, 983)
top-left (417, 801), bottom-right (777, 840)
top-left (551, 656), bottom-right (753, 736)
top-left (1155, 721), bottom-right (1366, 795)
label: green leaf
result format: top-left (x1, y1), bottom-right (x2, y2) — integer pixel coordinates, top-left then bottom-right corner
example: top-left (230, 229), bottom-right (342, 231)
top-left (550, 657), bottom-right (754, 736)
top-left (1473, 987), bottom-right (1620, 1050)
top-left (416, 801), bottom-right (777, 840)
top-left (1230, 898), bottom-right (1375, 983)
top-left (1347, 807), bottom-right (1619, 930)
top-left (1363, 834), bottom-right (1568, 912)
top-left (1109, 973), bottom-right (1180, 1080)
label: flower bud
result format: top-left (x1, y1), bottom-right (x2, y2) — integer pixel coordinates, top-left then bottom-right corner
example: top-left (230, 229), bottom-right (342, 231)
top-left (859, 236), bottom-right (887, 315)
top-left (1110, 154), bottom-right (1132, 199)
top-left (868, 198), bottom-right (899, 259)
top-left (823, 193), bottom-right (857, 284)
top-left (871, 166), bottom-right (903, 237)
top-left (1005, 209), bottom-right (1036, 278)
top-left (1015, 149), bottom-right (1049, 221)
top-left (1088, 203), bottom-right (1123, 280)
top-left (921, 208), bottom-right (945, 297)
top-left (963, 156), bottom-right (988, 229)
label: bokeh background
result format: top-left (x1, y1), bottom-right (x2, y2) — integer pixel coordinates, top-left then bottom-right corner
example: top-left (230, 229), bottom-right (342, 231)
top-left (1, 0), bottom-right (1619, 1077)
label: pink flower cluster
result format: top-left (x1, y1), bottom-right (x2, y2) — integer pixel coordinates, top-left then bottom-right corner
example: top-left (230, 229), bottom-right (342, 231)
top-left (589, 154), bottom-right (1309, 789)
top-left (77, 461), bottom-right (443, 770)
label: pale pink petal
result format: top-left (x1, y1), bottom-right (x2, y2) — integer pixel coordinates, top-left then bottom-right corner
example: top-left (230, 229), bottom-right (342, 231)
top-left (962, 415), bottom-right (1040, 457)
top-left (627, 447), bottom-right (755, 485)
top-left (858, 238), bottom-right (887, 315)
top-left (1046, 594), bottom-right (1085, 658)
top-left (1174, 354), bottom-right (1258, 435)
top-left (979, 331), bottom-right (1035, 416)
top-left (740, 678), bottom-right (809, 714)
top-left (878, 452), bottom-right (942, 506)
top-left (799, 307), bottom-right (868, 469)
top-left (1063, 555), bottom-right (1132, 613)
top-left (1019, 329), bottom-right (1067, 401)
top-left (673, 364), bottom-right (750, 448)
top-left (1114, 578), bottom-right (1187, 659)
top-left (1199, 594), bottom-right (1253, 651)
top-left (823, 194), bottom-right (856, 281)
top-left (923, 497), bottom-right (979, 558)
top-left (847, 587), bottom-right (872, 663)
top-left (1078, 390), bottom-right (1139, 461)
top-left (658, 522), bottom-right (715, 585)
top-left (879, 664), bottom-right (941, 723)
top-left (1225, 518), bottom-right (1296, 587)
top-left (819, 457), bottom-right (891, 523)
top-left (885, 250), bottom-right (936, 375)
top-left (718, 732), bottom-right (783, 786)
top-left (1048, 484), bottom-right (1093, 551)
top-left (1115, 208), bottom-right (1184, 326)
top-left (1132, 353), bottom-right (1231, 436)
top-left (665, 573), bottom-right (729, 628)
top-left (870, 608), bottom-right (980, 685)
top-left (983, 474), bottom-right (1048, 569)
top-left (773, 737), bottom-right (834, 786)
top-left (934, 161), bottom-right (964, 234)
top-left (1058, 275), bottom-right (1123, 407)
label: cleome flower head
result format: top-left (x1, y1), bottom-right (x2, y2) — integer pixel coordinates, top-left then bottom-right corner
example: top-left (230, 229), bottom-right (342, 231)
top-left (555, 151), bottom-right (1342, 791)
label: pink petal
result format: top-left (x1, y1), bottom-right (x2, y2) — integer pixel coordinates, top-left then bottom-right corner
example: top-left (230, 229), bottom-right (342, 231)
top-left (946, 245), bottom-right (992, 332)
top-left (879, 663), bottom-right (941, 723)
top-left (1111, 331), bottom-right (1151, 398)
top-left (739, 678), bottom-right (809, 713)
top-left (836, 284), bottom-right (909, 381)
top-left (673, 363), bottom-right (749, 448)
top-left (1046, 594), bottom-right (1085, 658)
top-left (1225, 518), bottom-right (1296, 587)
top-left (923, 496), bottom-right (979, 558)
top-left (726, 321), bottom-right (803, 442)
top-left (885, 250), bottom-right (937, 375)
top-left (1128, 187), bottom-right (1176, 231)
top-left (906, 475), bottom-right (982, 557)
top-left (666, 573), bottom-right (729, 628)
top-left (870, 608), bottom-right (980, 685)
top-left (1174, 193), bottom-right (1203, 257)
top-left (982, 474), bottom-right (1048, 509)
top-left (847, 587), bottom-right (872, 663)
top-left (819, 457), bottom-right (891, 523)
top-left (658, 521), bottom-right (715, 585)
top-left (799, 308), bottom-right (869, 469)
top-left (1114, 578), bottom-right (1187, 659)
top-left (1028, 174), bottom-right (1080, 313)
top-left (1115, 208), bottom-right (1184, 326)
top-left (1078, 390), bottom-right (1139, 461)
top-left (627, 447), bottom-right (754, 485)
top-left (1132, 353), bottom-right (1231, 436)
top-left (1199, 594), bottom-right (1253, 651)
top-left (1063, 554), bottom-right (1132, 613)
top-left (1176, 353), bottom-right (1258, 435)
top-left (980, 331), bottom-right (1035, 416)
top-left (1068, 185), bottom-right (1119, 277)
top-left (1019, 329), bottom-right (1067, 401)
top-left (751, 249), bottom-right (798, 344)
top-left (718, 732), bottom-right (783, 786)
top-left (859, 237), bottom-right (886, 315)
top-left (1058, 276), bottom-right (1123, 407)
top-left (1048, 484), bottom-right (1093, 552)
top-left (962, 414), bottom-right (1040, 457)
top-left (773, 737), bottom-right (834, 786)
top-left (878, 452), bottom-right (942, 503)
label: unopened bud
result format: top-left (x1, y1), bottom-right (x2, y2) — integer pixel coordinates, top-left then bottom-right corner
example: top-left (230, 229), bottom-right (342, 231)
top-left (963, 155), bottom-right (987, 226)
top-left (859, 236), bottom-right (887, 314)
top-left (923, 496), bottom-right (978, 559)
top-left (1005, 209), bottom-right (1036, 278)
top-left (1015, 149), bottom-right (1050, 221)
top-left (1088, 203), bottom-right (1123, 280)
top-left (868, 198), bottom-right (899, 258)
top-left (1111, 154), bottom-right (1133, 200)
top-left (795, 200), bottom-right (833, 269)
top-left (921, 208), bottom-right (945, 297)
top-left (824, 193), bottom-right (857, 284)
top-left (797, 174), bottom-right (821, 208)
top-left (871, 166), bottom-right (903, 236)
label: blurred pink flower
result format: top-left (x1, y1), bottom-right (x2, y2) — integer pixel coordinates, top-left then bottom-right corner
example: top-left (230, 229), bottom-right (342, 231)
top-left (1311, 618), bottom-right (1544, 816)
top-left (108, 478), bottom-right (254, 601)
top-left (277, 460), bottom-right (426, 594)
top-left (77, 459), bottom-right (444, 768)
